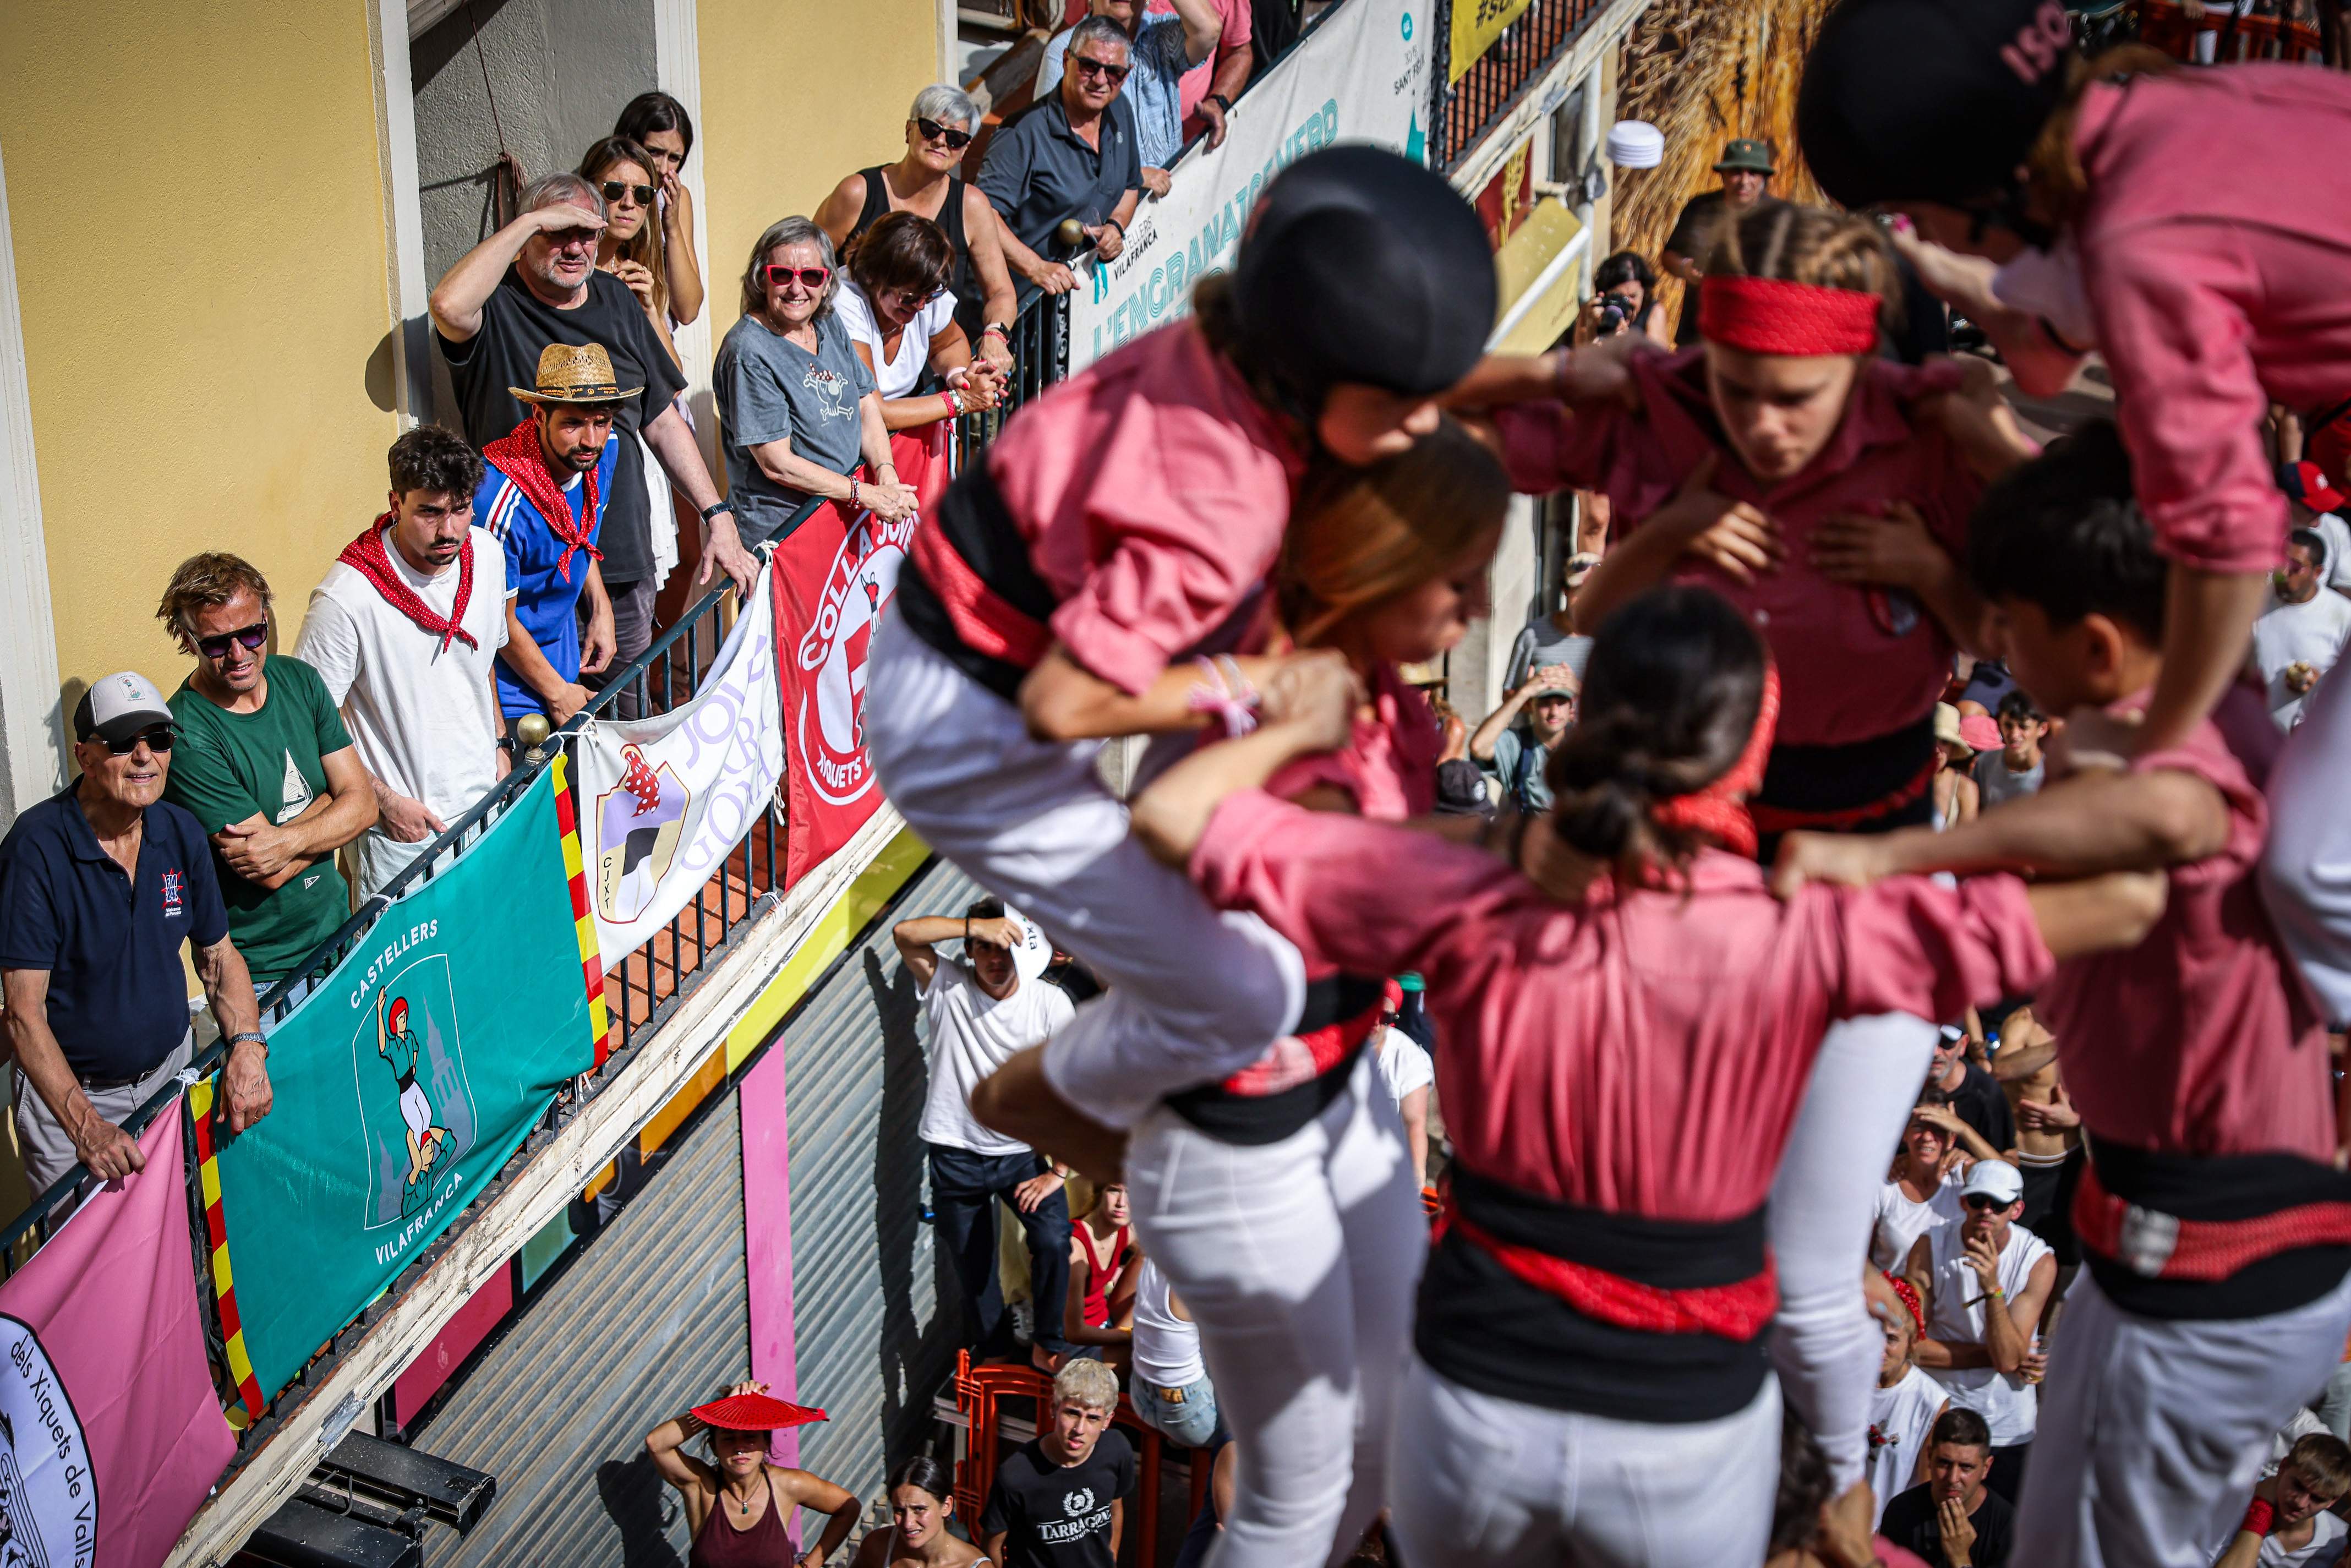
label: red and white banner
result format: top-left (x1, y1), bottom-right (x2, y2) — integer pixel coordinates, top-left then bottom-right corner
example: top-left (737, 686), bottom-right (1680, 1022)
top-left (774, 430), bottom-right (943, 884)
top-left (0, 1105), bottom-right (235, 1567)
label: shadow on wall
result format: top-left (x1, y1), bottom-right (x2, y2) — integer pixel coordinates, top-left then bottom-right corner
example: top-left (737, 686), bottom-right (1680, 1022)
top-left (866, 946), bottom-right (958, 1466)
top-left (596, 1451), bottom-right (685, 1568)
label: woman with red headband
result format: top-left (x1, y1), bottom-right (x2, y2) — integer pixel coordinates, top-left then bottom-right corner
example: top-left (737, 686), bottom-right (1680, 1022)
top-left (1448, 200), bottom-right (2035, 1532)
top-left (1127, 584), bottom-right (2161, 1567)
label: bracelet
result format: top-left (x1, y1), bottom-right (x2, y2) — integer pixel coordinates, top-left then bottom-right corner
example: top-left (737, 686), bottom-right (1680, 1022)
top-left (228, 1031), bottom-right (267, 1051)
top-left (945, 386), bottom-right (965, 417)
top-left (698, 499), bottom-right (732, 524)
top-left (1207, 92), bottom-right (1233, 113)
top-left (982, 323), bottom-right (1011, 342)
top-left (850, 477), bottom-right (862, 510)
top-left (1184, 654), bottom-right (1260, 736)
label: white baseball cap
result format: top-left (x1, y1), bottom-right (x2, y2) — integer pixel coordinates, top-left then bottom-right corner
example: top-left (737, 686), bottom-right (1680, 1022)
top-left (1606, 121), bottom-right (1665, 169)
top-left (73, 671), bottom-right (175, 747)
top-left (1961, 1160), bottom-right (2024, 1206)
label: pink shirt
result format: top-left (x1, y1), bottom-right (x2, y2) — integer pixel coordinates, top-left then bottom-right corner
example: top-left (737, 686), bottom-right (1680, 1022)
top-left (2075, 66), bottom-right (2351, 576)
top-left (1495, 352), bottom-right (1982, 749)
top-left (1145, 0), bottom-right (1254, 127)
top-left (1264, 664), bottom-right (1441, 823)
top-left (2035, 689), bottom-right (2333, 1161)
top-left (1192, 793), bottom-right (2054, 1220)
top-left (985, 321), bottom-right (1303, 695)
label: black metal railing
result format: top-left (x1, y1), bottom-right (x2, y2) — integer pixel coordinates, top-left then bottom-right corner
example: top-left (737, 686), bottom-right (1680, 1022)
top-left (1433, 0), bottom-right (1605, 173)
top-left (953, 289), bottom-right (1069, 475)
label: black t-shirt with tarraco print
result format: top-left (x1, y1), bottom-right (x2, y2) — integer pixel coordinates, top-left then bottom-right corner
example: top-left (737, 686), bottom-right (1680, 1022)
top-left (979, 1433), bottom-right (1136, 1568)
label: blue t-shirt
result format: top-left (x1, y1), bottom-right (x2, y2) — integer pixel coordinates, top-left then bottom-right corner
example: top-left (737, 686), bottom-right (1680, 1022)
top-left (0, 781), bottom-right (229, 1080)
top-left (474, 437), bottom-right (618, 718)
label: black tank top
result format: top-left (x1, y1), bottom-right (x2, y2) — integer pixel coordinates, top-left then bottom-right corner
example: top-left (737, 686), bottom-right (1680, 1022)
top-left (850, 165), bottom-right (982, 332)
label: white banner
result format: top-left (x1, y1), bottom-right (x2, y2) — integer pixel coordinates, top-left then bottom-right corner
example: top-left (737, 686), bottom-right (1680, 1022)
top-left (1068, 0), bottom-right (1432, 371)
top-left (575, 559), bottom-right (785, 971)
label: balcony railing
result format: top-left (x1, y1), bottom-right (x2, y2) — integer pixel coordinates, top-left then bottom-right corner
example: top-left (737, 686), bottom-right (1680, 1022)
top-left (1431, 0), bottom-right (1606, 173)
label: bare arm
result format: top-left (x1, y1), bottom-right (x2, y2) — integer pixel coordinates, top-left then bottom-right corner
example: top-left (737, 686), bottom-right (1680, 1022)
top-left (779, 1468), bottom-right (860, 1565)
top-left (1468, 678), bottom-right (1541, 762)
top-left (429, 206), bottom-right (602, 342)
top-left (890, 915), bottom-right (971, 988)
top-left (642, 403), bottom-right (758, 596)
top-left (1, 969), bottom-right (144, 1180)
top-left (195, 933), bottom-right (272, 1132)
top-left (1128, 655), bottom-right (1355, 867)
top-left (1018, 645), bottom-right (1295, 744)
top-left (661, 177), bottom-right (704, 325)
top-left (1985, 1251), bottom-right (2058, 1375)
top-left (1165, 0), bottom-right (1223, 64)
top-left (643, 1409), bottom-right (715, 1490)
top-left (1818, 766), bottom-right (2232, 882)
top-left (212, 746), bottom-right (380, 889)
top-left (1399, 1083), bottom-right (1430, 1187)
top-left (812, 173), bottom-right (867, 248)
top-left (2140, 566), bottom-right (2275, 758)
top-left (962, 188), bottom-right (1021, 366)
top-left (986, 1533), bottom-right (1009, 1566)
top-left (1063, 1239), bottom-right (1133, 1346)
top-left (1109, 1499), bottom-right (1124, 1559)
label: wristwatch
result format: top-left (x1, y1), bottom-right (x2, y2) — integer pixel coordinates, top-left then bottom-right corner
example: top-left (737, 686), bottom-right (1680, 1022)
top-left (1207, 92), bottom-right (1234, 113)
top-left (699, 499), bottom-right (733, 523)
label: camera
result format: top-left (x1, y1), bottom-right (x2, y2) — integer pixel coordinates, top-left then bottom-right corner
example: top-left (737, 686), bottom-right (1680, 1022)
top-left (1597, 296), bottom-right (1630, 335)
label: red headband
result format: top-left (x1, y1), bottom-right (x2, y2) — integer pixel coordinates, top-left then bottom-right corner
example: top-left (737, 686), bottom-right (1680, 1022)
top-left (1699, 276), bottom-right (1880, 357)
top-left (1882, 1271), bottom-right (1927, 1338)
top-left (1649, 663), bottom-right (1781, 860)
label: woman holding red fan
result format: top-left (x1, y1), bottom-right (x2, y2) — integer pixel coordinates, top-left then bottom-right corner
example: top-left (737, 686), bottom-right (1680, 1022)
top-left (645, 1383), bottom-right (860, 1567)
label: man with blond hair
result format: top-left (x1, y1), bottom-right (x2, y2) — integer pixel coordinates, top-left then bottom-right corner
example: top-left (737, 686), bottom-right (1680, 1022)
top-left (158, 552), bottom-right (376, 992)
top-left (982, 1357), bottom-right (1136, 1568)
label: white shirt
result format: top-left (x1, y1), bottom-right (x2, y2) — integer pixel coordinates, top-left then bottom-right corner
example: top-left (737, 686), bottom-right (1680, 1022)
top-left (1374, 1026), bottom-right (1434, 1109)
top-left (295, 529), bottom-right (512, 897)
top-left (1871, 1168), bottom-right (1965, 1272)
top-left (2253, 588), bottom-right (2351, 730)
top-left (2308, 513), bottom-right (2351, 595)
top-left (1992, 236), bottom-right (2097, 352)
top-left (1867, 1367), bottom-right (1947, 1529)
top-left (834, 280), bottom-right (960, 401)
top-left (2211, 1508), bottom-right (2349, 1567)
top-left (1923, 1221), bottom-right (2052, 1445)
top-left (917, 960), bottom-right (1076, 1156)
top-left (1129, 1258), bottom-right (1206, 1390)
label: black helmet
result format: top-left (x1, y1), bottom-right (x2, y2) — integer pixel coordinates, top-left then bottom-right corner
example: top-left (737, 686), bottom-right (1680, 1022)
top-left (1797, 0), bottom-right (2075, 213)
top-left (1232, 145), bottom-right (1496, 413)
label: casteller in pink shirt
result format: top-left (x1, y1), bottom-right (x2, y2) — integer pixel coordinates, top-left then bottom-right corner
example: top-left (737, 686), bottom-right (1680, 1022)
top-left (2073, 64), bottom-right (2351, 578)
top-left (1494, 351), bottom-right (1982, 749)
top-left (1191, 791), bottom-right (2054, 1222)
top-left (2033, 688), bottom-right (2333, 1161)
top-left (982, 319), bottom-right (1305, 696)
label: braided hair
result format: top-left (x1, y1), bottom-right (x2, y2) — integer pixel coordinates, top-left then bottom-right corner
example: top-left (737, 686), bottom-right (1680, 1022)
top-left (1705, 201), bottom-right (1903, 337)
top-left (1544, 587), bottom-right (1768, 881)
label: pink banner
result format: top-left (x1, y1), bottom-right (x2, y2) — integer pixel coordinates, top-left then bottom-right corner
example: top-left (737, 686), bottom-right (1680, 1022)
top-left (740, 1049), bottom-right (801, 1469)
top-left (0, 1102), bottom-right (234, 1567)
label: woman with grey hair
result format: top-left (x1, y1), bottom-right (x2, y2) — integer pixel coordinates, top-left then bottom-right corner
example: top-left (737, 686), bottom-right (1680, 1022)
top-left (815, 84), bottom-right (1018, 374)
top-left (713, 216), bottom-right (917, 547)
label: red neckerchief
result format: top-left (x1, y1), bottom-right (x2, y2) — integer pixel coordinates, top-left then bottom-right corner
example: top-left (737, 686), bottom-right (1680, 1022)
top-left (484, 418), bottom-right (602, 582)
top-left (337, 516), bottom-right (477, 652)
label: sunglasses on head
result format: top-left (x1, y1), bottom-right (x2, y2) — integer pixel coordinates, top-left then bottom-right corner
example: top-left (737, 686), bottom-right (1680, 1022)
top-left (92, 726), bottom-right (174, 756)
top-left (196, 621), bottom-right (268, 661)
top-left (915, 116), bottom-right (974, 151)
top-left (763, 263), bottom-right (832, 290)
top-left (1073, 55), bottom-right (1132, 84)
top-left (600, 179), bottom-right (656, 206)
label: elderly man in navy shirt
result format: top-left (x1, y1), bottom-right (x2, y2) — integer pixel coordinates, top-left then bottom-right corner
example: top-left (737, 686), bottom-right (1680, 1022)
top-left (0, 672), bottom-right (272, 1193)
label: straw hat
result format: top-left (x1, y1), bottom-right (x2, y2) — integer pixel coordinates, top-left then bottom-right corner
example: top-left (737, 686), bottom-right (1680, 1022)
top-left (509, 342), bottom-right (642, 406)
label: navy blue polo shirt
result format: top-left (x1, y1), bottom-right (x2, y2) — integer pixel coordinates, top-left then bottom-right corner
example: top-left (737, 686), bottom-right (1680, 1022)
top-left (978, 92), bottom-right (1144, 308)
top-left (0, 779), bottom-right (228, 1080)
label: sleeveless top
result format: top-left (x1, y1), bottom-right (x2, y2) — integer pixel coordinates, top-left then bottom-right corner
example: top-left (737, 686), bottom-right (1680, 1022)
top-left (690, 1472), bottom-right (792, 1568)
top-left (1130, 1258), bottom-right (1206, 1389)
top-left (1073, 1220), bottom-right (1130, 1329)
top-left (1923, 1221), bottom-right (2051, 1445)
top-left (849, 166), bottom-right (980, 330)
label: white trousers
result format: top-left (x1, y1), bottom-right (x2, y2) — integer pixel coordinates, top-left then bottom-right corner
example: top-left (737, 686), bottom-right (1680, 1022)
top-left (2015, 1269), bottom-right (2351, 1567)
top-left (1389, 1356), bottom-right (1784, 1568)
top-left (1123, 1055), bottom-right (1424, 1568)
top-left (864, 614), bottom-right (1307, 1128)
top-left (1767, 1013), bottom-right (1938, 1498)
top-left (2262, 651), bottom-right (2351, 1026)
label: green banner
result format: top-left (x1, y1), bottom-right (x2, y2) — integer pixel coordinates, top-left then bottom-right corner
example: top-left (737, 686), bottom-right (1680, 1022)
top-left (207, 767), bottom-right (598, 1404)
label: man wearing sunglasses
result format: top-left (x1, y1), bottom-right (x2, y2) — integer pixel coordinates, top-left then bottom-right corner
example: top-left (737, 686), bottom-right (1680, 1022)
top-left (1902, 1160), bottom-right (2056, 1508)
top-left (0, 673), bottom-right (273, 1195)
top-left (1035, 0), bottom-right (1224, 192)
top-left (157, 554), bottom-right (377, 994)
top-left (980, 15), bottom-right (1148, 304)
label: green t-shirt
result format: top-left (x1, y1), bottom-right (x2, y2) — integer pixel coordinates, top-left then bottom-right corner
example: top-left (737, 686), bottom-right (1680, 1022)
top-left (164, 655), bottom-right (354, 984)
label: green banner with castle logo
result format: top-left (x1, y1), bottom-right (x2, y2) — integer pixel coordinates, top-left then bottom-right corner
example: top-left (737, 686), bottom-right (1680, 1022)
top-left (205, 767), bottom-right (599, 1406)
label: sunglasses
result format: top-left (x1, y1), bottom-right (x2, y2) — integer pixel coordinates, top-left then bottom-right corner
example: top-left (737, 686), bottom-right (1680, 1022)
top-left (94, 726), bottom-right (174, 756)
top-left (915, 116), bottom-right (974, 151)
top-left (1072, 56), bottom-right (1133, 84)
top-left (763, 264), bottom-right (832, 290)
top-left (600, 179), bottom-right (657, 206)
top-left (1962, 1194), bottom-right (2006, 1212)
top-left (886, 284), bottom-right (948, 310)
top-left (196, 621), bottom-right (269, 661)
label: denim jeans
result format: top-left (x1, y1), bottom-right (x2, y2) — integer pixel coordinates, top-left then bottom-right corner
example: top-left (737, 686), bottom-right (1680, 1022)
top-left (927, 1143), bottom-right (1074, 1357)
top-left (1132, 1370), bottom-right (1222, 1448)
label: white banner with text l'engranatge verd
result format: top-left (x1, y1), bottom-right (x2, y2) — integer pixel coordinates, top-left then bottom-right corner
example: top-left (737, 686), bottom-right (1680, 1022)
top-left (1066, 0), bottom-right (1433, 371)
top-left (573, 559), bottom-right (785, 973)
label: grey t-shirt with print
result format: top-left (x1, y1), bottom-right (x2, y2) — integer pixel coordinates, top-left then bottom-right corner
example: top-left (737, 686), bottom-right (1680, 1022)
top-left (714, 308), bottom-right (878, 545)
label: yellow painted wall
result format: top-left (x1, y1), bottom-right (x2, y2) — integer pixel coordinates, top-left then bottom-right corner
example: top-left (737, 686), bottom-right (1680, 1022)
top-left (2, 1), bottom-right (398, 709)
top-left (696, 0), bottom-right (945, 346)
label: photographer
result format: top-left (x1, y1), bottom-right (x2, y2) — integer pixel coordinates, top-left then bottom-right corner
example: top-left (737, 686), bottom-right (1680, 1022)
top-left (1572, 250), bottom-right (1672, 348)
